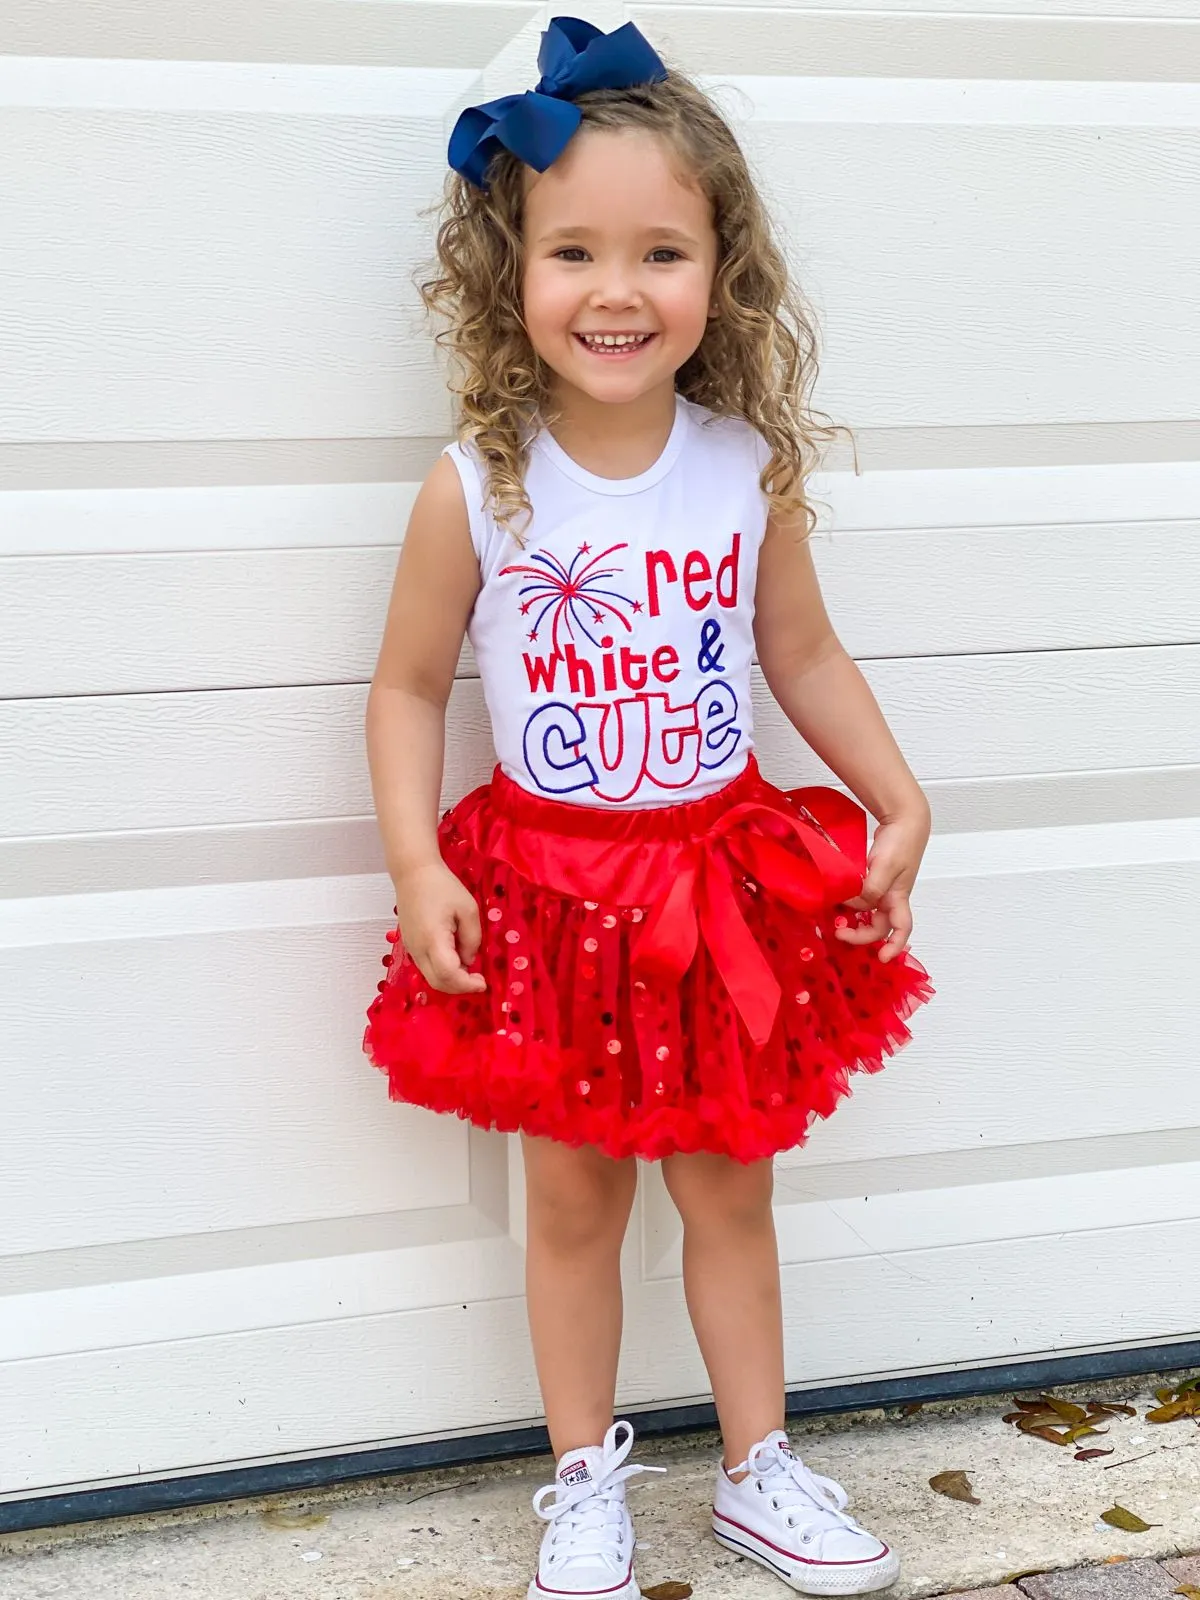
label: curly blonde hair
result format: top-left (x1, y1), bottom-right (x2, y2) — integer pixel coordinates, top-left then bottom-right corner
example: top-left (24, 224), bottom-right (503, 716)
top-left (421, 67), bottom-right (838, 537)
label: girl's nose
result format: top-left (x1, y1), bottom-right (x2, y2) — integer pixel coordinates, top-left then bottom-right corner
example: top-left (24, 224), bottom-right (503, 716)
top-left (589, 271), bottom-right (643, 311)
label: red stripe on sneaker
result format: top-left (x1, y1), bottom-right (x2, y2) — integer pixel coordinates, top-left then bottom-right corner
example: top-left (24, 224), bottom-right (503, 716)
top-left (533, 1558), bottom-right (635, 1595)
top-left (712, 1509), bottom-right (890, 1567)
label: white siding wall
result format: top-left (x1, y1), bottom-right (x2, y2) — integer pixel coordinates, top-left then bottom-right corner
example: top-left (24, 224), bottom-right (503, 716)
top-left (2, 0), bottom-right (1198, 1500)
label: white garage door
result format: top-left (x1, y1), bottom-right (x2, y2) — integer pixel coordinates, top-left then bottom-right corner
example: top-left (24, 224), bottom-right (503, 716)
top-left (2, 0), bottom-right (1199, 1505)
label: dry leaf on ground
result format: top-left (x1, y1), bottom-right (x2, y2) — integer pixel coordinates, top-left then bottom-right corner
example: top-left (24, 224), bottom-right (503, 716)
top-left (1041, 1395), bottom-right (1089, 1425)
top-left (1149, 1375), bottom-right (1200, 1423)
top-left (1174, 1585), bottom-right (1200, 1598)
top-left (1099, 1505), bottom-right (1159, 1532)
top-left (641, 1584), bottom-right (693, 1600)
top-left (1064, 1423), bottom-right (1108, 1442)
top-left (1004, 1395), bottom-right (1114, 1448)
top-left (1148, 1396), bottom-right (1200, 1424)
top-left (1075, 1448), bottom-right (1115, 1461)
top-left (929, 1470), bottom-right (980, 1505)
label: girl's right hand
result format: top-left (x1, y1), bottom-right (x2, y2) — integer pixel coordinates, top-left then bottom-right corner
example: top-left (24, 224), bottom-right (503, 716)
top-left (393, 861), bottom-right (487, 995)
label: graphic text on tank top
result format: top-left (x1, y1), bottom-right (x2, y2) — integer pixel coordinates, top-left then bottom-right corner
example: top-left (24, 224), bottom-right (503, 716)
top-left (501, 531), bottom-right (746, 801)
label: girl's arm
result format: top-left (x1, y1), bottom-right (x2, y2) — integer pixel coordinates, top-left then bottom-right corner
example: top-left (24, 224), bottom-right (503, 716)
top-left (753, 507), bottom-right (932, 963)
top-left (366, 455), bottom-right (486, 993)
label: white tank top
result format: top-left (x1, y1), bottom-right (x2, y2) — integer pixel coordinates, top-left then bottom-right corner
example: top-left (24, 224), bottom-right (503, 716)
top-left (446, 394), bottom-right (770, 810)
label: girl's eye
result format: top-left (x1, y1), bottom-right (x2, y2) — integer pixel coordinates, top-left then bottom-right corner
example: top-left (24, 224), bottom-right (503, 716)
top-left (648, 248), bottom-right (682, 263)
top-left (554, 248), bottom-right (589, 262)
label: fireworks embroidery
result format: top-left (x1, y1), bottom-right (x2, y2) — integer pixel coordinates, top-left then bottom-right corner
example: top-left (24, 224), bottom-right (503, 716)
top-left (501, 542), bottom-right (643, 653)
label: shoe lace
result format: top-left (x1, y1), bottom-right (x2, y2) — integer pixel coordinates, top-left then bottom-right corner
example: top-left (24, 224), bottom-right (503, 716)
top-left (734, 1437), bottom-right (865, 1538)
top-left (532, 1420), bottom-right (664, 1573)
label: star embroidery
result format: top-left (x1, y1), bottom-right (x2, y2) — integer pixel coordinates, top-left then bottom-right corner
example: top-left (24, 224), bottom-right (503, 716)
top-left (520, 602), bottom-right (532, 615)
top-left (579, 542), bottom-right (591, 554)
top-left (528, 630), bottom-right (538, 641)
top-left (631, 600), bottom-right (643, 613)
top-left (592, 610), bottom-right (605, 623)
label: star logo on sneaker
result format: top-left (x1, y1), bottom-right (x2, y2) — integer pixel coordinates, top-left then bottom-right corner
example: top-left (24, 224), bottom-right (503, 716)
top-left (559, 1458), bottom-right (593, 1488)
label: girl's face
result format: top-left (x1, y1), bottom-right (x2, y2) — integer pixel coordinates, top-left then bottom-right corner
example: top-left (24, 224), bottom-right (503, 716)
top-left (522, 128), bottom-right (719, 410)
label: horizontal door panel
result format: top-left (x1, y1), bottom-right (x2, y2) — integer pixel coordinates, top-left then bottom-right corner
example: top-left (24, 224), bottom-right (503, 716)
top-left (3, 817), bottom-right (1195, 1253)
top-left (0, 910), bottom-right (472, 1254)
top-left (5, 1213), bottom-right (1199, 1495)
top-left (3, 648), bottom-right (1195, 835)
top-left (0, 0), bottom-right (537, 65)
top-left (0, 92), bottom-right (452, 441)
top-left (6, 461), bottom-right (1198, 557)
top-left (5, 515), bottom-right (1198, 696)
top-left (639, 9), bottom-right (1200, 79)
top-left (4, 68), bottom-right (1198, 440)
top-left (4, 763), bottom-right (1200, 902)
top-left (741, 115), bottom-right (1200, 428)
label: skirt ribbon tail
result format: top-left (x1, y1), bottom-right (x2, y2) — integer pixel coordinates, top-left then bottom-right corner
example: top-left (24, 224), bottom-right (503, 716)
top-left (696, 850), bottom-right (780, 1049)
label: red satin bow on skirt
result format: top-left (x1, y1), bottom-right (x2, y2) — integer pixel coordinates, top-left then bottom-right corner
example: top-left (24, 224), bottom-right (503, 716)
top-left (631, 788), bottom-right (868, 1047)
top-left (466, 758), bottom-right (868, 1050)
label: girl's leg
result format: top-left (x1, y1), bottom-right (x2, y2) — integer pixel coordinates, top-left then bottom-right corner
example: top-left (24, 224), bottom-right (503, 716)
top-left (660, 1151), bottom-right (785, 1469)
top-left (521, 1133), bottom-right (638, 1456)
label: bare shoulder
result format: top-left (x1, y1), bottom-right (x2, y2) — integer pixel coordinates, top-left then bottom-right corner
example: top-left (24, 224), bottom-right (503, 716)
top-left (760, 500), bottom-right (818, 575)
top-left (395, 452), bottom-right (479, 591)
top-left (371, 453), bottom-right (480, 693)
top-left (407, 452), bottom-right (471, 543)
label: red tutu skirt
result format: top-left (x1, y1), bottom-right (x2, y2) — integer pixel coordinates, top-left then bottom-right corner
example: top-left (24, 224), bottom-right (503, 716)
top-left (364, 758), bottom-right (932, 1164)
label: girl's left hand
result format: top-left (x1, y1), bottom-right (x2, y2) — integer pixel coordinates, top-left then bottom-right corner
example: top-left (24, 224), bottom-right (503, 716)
top-left (834, 807), bottom-right (931, 964)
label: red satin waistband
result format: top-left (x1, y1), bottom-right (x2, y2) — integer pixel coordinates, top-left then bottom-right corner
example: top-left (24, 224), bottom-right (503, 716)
top-left (485, 756), bottom-right (772, 842)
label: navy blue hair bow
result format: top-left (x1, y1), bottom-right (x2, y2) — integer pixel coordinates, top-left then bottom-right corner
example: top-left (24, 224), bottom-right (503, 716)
top-left (448, 16), bottom-right (668, 190)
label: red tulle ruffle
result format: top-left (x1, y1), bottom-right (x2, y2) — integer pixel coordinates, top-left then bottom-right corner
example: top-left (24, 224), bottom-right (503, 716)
top-left (364, 760), bottom-right (933, 1164)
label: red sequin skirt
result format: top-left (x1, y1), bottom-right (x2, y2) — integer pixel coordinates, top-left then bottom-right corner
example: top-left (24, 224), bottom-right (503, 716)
top-left (363, 758), bottom-right (933, 1164)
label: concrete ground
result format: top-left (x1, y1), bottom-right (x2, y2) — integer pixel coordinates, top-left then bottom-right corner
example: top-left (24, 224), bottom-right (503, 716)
top-left (2, 1374), bottom-right (1198, 1600)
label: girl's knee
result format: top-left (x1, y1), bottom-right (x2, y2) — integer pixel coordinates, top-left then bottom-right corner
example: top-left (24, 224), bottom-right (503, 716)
top-left (662, 1152), bottom-right (775, 1231)
top-left (523, 1136), bottom-right (636, 1250)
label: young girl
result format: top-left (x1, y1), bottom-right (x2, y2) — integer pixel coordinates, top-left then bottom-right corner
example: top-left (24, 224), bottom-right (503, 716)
top-left (365, 18), bottom-right (933, 1597)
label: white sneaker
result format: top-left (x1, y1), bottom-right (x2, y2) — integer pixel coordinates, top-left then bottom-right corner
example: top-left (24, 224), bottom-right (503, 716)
top-left (712, 1430), bottom-right (900, 1595)
top-left (528, 1420), bottom-right (664, 1599)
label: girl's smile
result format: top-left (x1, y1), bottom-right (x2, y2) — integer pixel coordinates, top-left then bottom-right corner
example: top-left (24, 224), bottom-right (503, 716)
top-left (573, 330), bottom-right (659, 358)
